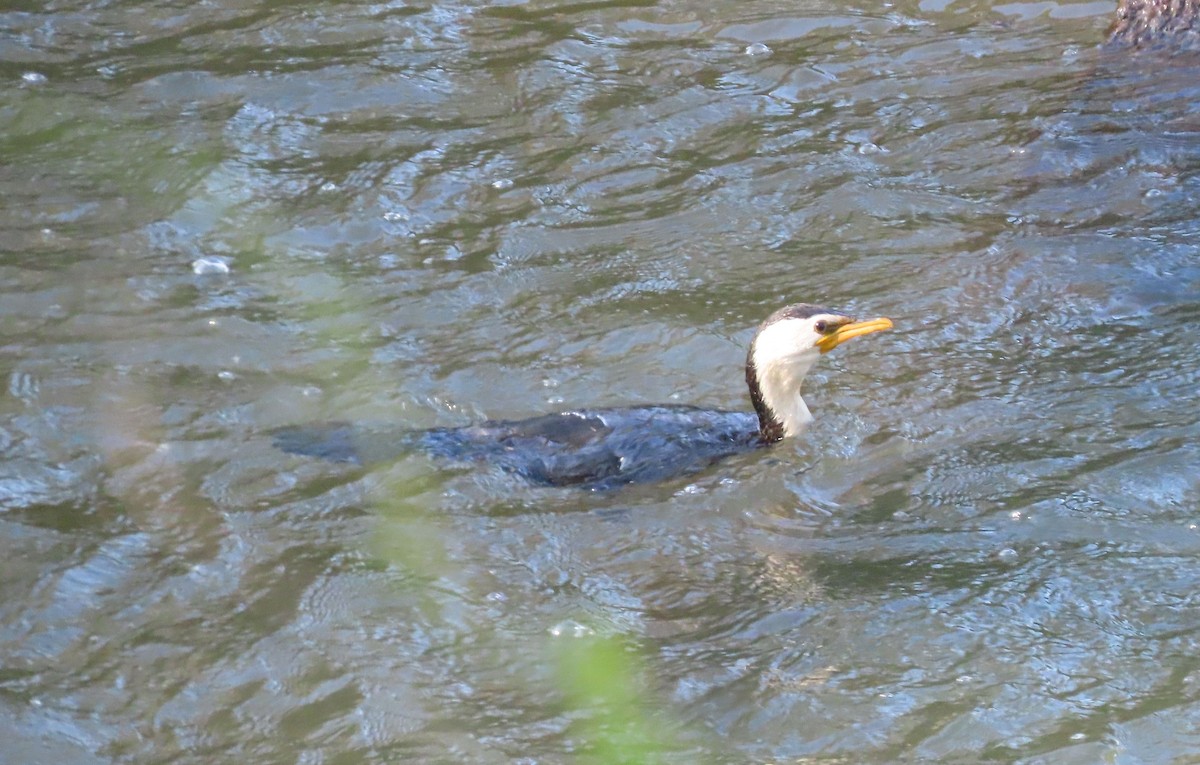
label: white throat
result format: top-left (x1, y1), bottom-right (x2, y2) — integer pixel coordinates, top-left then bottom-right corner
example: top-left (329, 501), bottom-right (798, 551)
top-left (750, 320), bottom-right (822, 439)
top-left (755, 350), bottom-right (816, 437)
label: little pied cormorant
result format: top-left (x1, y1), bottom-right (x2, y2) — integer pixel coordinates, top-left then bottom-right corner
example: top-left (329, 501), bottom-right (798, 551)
top-left (272, 304), bottom-right (893, 490)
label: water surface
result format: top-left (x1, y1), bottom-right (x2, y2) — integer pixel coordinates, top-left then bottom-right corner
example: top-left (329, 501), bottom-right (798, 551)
top-left (4, 0), bottom-right (1200, 762)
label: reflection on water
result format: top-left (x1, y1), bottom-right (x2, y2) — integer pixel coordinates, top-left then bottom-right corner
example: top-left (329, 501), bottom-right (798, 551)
top-left (4, 0), bottom-right (1200, 761)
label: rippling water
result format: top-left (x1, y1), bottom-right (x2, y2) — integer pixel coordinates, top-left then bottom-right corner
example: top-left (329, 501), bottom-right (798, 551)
top-left (5, 0), bottom-right (1200, 762)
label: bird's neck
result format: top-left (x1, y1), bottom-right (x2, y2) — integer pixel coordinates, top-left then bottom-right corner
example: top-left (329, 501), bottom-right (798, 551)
top-left (745, 350), bottom-right (816, 443)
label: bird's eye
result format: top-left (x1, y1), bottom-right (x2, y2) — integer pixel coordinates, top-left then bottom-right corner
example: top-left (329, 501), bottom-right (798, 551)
top-left (814, 320), bottom-right (827, 333)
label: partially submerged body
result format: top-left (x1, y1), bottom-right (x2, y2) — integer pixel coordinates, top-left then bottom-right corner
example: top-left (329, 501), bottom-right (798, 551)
top-left (273, 305), bottom-right (893, 491)
top-left (274, 406), bottom-right (762, 490)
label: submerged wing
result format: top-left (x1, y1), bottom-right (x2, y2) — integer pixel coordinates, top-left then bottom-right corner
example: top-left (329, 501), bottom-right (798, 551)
top-left (272, 422), bottom-right (360, 463)
top-left (270, 422), bottom-right (422, 464)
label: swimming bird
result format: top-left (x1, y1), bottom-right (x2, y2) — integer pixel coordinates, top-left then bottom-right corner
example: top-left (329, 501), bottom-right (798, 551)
top-left (272, 304), bottom-right (892, 490)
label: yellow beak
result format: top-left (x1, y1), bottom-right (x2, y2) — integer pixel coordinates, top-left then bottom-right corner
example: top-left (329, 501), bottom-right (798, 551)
top-left (816, 317), bottom-right (894, 354)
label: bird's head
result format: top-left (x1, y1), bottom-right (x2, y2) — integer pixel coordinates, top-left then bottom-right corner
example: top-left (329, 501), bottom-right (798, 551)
top-left (746, 304), bottom-right (893, 441)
